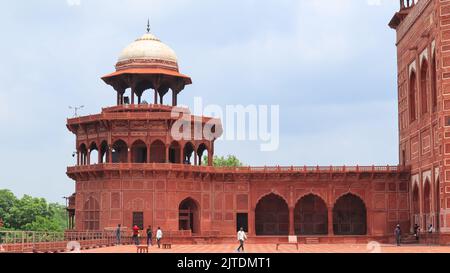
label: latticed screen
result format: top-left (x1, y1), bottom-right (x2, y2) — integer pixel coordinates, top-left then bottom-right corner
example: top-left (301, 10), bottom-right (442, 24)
top-left (332, 194), bottom-right (367, 235)
top-left (294, 195), bottom-right (328, 235)
top-left (83, 197), bottom-right (100, 230)
top-left (133, 212), bottom-right (144, 230)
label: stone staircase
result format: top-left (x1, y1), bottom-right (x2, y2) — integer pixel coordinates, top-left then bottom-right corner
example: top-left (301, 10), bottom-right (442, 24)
top-left (400, 234), bottom-right (418, 245)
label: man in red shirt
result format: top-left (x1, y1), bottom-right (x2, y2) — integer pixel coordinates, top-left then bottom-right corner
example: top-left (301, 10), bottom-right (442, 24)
top-left (132, 225), bottom-right (140, 245)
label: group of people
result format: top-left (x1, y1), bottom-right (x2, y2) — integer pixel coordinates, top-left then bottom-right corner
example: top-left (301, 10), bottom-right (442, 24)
top-left (394, 223), bottom-right (434, 246)
top-left (115, 224), bottom-right (164, 248)
top-left (115, 224), bottom-right (249, 252)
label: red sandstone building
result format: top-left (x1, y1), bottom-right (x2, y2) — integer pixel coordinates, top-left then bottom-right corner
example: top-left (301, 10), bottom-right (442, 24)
top-left (65, 0), bottom-right (450, 244)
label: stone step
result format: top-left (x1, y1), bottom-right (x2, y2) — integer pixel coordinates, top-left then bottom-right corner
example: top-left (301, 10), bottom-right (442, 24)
top-left (193, 238), bottom-right (207, 245)
top-left (305, 238), bottom-right (320, 244)
top-left (400, 235), bottom-right (418, 244)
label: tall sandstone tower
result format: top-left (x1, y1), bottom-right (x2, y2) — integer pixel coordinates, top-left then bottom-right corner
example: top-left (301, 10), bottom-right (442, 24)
top-left (390, 0), bottom-right (450, 238)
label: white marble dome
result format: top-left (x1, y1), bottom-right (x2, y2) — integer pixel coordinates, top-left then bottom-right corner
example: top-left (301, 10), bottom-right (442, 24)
top-left (117, 33), bottom-right (178, 65)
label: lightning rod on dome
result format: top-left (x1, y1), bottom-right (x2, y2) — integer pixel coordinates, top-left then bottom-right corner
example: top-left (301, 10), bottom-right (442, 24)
top-left (147, 19), bottom-right (150, 33)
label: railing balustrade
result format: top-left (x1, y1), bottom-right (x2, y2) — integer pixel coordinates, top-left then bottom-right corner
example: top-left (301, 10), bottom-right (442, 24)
top-left (68, 163), bottom-right (410, 175)
top-left (0, 230), bottom-right (133, 253)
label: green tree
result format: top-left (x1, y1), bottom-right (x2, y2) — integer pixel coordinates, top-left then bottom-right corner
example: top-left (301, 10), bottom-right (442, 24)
top-left (203, 155), bottom-right (245, 167)
top-left (8, 195), bottom-right (50, 229)
top-left (0, 189), bottom-right (18, 229)
top-left (0, 189), bottom-right (67, 231)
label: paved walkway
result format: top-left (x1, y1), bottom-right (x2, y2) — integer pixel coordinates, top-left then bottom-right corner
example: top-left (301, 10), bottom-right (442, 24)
top-left (81, 243), bottom-right (450, 253)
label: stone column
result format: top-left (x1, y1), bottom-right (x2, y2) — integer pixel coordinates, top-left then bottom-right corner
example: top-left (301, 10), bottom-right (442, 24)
top-left (87, 149), bottom-right (90, 165)
top-left (210, 145), bottom-right (215, 166)
top-left (108, 146), bottom-right (112, 163)
top-left (248, 208), bottom-right (255, 236)
top-left (154, 89), bottom-right (158, 105)
top-left (172, 89), bottom-right (177, 106)
top-left (147, 144), bottom-right (151, 163)
top-left (180, 145), bottom-right (184, 164)
top-left (208, 149), bottom-right (213, 166)
top-left (289, 207), bottom-right (295, 235)
top-left (166, 145), bottom-right (170, 163)
top-left (328, 206), bottom-right (334, 236)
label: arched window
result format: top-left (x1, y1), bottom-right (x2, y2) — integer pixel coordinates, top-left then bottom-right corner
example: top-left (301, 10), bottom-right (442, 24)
top-left (412, 184), bottom-right (420, 225)
top-left (179, 198), bottom-right (200, 234)
top-left (131, 140), bottom-right (147, 163)
top-left (89, 142), bottom-right (99, 165)
top-left (169, 141), bottom-right (181, 164)
top-left (78, 144), bottom-right (88, 165)
top-left (83, 197), bottom-right (100, 230)
top-left (183, 142), bottom-right (195, 164)
top-left (409, 71), bottom-right (417, 122)
top-left (197, 143), bottom-right (208, 166)
top-left (424, 180), bottom-right (431, 227)
top-left (99, 141), bottom-right (108, 163)
top-left (150, 140), bottom-right (166, 163)
top-left (333, 193), bottom-right (367, 235)
top-left (112, 140), bottom-right (128, 163)
top-left (255, 193), bottom-right (289, 235)
top-left (294, 194), bottom-right (328, 235)
top-left (431, 55), bottom-right (437, 111)
top-left (420, 60), bottom-right (429, 114)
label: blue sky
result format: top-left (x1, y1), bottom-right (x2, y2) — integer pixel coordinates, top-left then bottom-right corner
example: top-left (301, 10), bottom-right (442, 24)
top-left (0, 0), bottom-right (400, 203)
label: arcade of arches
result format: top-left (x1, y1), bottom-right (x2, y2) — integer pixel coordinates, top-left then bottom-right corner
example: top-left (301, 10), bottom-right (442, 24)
top-left (254, 193), bottom-right (367, 236)
top-left (75, 139), bottom-right (213, 166)
top-left (412, 179), bottom-right (439, 230)
top-left (81, 192), bottom-right (371, 237)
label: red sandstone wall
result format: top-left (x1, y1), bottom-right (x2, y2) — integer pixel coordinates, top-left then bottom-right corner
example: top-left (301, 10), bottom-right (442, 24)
top-left (396, 0), bottom-right (442, 232)
top-left (72, 171), bottom-right (409, 238)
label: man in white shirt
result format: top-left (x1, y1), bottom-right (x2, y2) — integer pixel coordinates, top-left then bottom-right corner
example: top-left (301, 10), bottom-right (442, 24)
top-left (156, 227), bottom-right (163, 248)
top-left (236, 227), bottom-right (247, 252)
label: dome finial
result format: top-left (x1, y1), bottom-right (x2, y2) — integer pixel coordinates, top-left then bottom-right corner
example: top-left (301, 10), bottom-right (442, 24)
top-left (146, 19), bottom-right (150, 33)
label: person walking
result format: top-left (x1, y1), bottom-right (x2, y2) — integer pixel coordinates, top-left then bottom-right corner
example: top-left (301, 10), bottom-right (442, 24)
top-left (428, 224), bottom-right (434, 234)
top-left (236, 227), bottom-right (247, 252)
top-left (146, 225), bottom-right (153, 246)
top-left (394, 224), bottom-right (401, 246)
top-left (414, 224), bottom-right (420, 242)
top-left (132, 225), bottom-right (140, 245)
top-left (115, 224), bottom-right (121, 245)
top-left (156, 227), bottom-right (163, 248)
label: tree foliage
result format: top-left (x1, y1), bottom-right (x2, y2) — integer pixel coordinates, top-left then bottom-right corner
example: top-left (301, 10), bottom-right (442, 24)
top-left (0, 189), bottom-right (67, 231)
top-left (203, 155), bottom-right (245, 167)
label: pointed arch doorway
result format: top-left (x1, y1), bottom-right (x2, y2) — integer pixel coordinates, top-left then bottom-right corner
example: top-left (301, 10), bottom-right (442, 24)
top-left (179, 198), bottom-right (200, 234)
